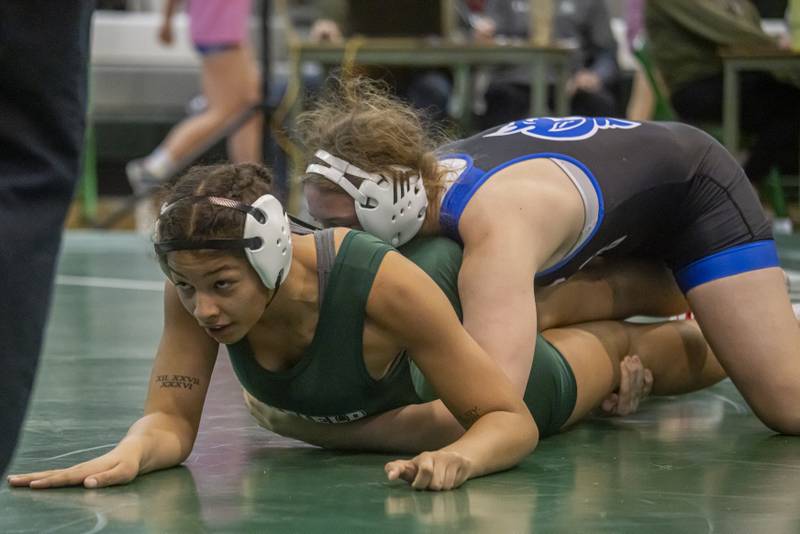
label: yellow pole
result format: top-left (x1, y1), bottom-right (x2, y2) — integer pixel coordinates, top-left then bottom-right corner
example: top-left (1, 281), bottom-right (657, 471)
top-left (531, 0), bottom-right (553, 47)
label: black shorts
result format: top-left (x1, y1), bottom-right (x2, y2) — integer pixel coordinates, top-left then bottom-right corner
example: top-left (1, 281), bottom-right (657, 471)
top-left (665, 136), bottom-right (776, 292)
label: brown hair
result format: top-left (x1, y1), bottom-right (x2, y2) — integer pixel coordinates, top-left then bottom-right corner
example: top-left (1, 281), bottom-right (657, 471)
top-left (296, 76), bottom-right (451, 203)
top-left (155, 163), bottom-right (274, 246)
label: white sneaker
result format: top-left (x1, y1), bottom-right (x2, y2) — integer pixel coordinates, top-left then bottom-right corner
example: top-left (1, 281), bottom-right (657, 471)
top-left (126, 158), bottom-right (163, 196)
top-left (772, 217), bottom-right (793, 235)
top-left (185, 94), bottom-right (208, 116)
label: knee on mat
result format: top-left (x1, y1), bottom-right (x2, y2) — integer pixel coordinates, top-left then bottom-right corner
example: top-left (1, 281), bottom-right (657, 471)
top-left (757, 403), bottom-right (800, 435)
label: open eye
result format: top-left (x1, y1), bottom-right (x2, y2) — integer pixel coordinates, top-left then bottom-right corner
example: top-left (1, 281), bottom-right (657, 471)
top-left (215, 279), bottom-right (234, 290)
top-left (173, 280), bottom-right (194, 295)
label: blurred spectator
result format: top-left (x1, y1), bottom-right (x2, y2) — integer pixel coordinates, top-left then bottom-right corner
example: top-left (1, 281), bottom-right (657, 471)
top-left (0, 1), bottom-right (93, 475)
top-left (477, 0), bottom-right (621, 128)
top-left (626, 0), bottom-right (646, 47)
top-left (624, 0), bottom-right (668, 121)
top-left (753, 0), bottom-right (788, 17)
top-left (126, 0), bottom-right (262, 196)
top-left (646, 0), bottom-right (800, 184)
top-left (308, 0), bottom-right (453, 123)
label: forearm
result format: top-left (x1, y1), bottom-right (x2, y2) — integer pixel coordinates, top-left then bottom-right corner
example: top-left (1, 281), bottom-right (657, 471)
top-left (271, 401), bottom-right (464, 453)
top-left (442, 411), bottom-right (538, 478)
top-left (347, 401), bottom-right (464, 453)
top-left (125, 412), bottom-right (197, 475)
top-left (279, 403), bottom-right (538, 464)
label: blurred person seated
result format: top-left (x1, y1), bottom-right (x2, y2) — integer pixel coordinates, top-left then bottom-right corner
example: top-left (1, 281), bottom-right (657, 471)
top-left (623, 0), bottom-right (656, 120)
top-left (308, 0), bottom-right (453, 123)
top-left (475, 0), bottom-right (621, 128)
top-left (751, 0), bottom-right (789, 18)
top-left (646, 0), bottom-right (800, 186)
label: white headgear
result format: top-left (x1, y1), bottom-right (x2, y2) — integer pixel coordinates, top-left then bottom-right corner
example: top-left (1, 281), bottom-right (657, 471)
top-left (154, 195), bottom-right (292, 289)
top-left (305, 150), bottom-right (428, 246)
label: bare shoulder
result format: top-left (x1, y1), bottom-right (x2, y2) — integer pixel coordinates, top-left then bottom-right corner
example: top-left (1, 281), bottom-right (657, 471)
top-left (459, 158), bottom-right (583, 261)
top-left (464, 158), bottom-right (576, 217)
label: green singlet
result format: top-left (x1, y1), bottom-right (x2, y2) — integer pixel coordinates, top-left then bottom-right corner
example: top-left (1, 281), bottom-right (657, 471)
top-left (227, 231), bottom-right (577, 437)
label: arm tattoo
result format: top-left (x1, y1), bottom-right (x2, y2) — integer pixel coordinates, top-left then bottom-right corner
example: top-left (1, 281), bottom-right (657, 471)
top-left (460, 406), bottom-right (482, 427)
top-left (156, 375), bottom-right (200, 391)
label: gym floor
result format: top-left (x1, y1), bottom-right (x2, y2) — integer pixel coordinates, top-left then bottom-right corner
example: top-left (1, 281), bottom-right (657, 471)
top-left (2, 232), bottom-right (800, 533)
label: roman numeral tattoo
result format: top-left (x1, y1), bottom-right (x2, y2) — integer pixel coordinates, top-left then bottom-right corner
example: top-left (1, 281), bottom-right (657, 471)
top-left (156, 375), bottom-right (200, 390)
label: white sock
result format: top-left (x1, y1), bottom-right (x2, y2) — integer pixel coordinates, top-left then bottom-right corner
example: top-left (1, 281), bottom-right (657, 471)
top-left (143, 147), bottom-right (177, 180)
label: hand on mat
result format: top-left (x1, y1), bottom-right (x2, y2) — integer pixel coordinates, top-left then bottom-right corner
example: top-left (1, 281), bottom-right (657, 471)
top-left (244, 389), bottom-right (346, 447)
top-left (244, 389), bottom-right (308, 437)
top-left (7, 438), bottom-right (143, 490)
top-left (385, 450), bottom-right (473, 491)
top-left (600, 355), bottom-right (654, 417)
top-left (244, 389), bottom-right (279, 431)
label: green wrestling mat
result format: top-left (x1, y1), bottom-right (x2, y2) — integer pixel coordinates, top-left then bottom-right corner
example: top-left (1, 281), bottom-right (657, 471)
top-left (2, 231), bottom-right (799, 533)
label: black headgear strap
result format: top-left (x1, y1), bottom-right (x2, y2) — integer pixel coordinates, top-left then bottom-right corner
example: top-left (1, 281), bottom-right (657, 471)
top-left (154, 194), bottom-right (287, 306)
top-left (154, 238), bottom-right (262, 256)
top-left (154, 195), bottom-right (266, 255)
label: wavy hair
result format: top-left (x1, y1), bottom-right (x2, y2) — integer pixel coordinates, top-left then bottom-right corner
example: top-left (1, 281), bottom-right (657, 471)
top-left (296, 76), bottom-right (451, 203)
top-left (155, 163), bottom-right (275, 245)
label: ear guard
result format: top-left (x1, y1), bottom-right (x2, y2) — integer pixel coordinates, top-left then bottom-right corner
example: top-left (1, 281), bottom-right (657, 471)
top-left (154, 195), bottom-right (292, 289)
top-left (305, 150), bottom-right (427, 246)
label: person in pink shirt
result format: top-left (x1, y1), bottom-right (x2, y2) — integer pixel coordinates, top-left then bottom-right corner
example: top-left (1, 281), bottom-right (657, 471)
top-left (126, 0), bottom-right (262, 194)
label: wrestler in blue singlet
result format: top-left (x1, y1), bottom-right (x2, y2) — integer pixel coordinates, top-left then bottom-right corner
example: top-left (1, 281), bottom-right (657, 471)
top-left (438, 117), bottom-right (775, 292)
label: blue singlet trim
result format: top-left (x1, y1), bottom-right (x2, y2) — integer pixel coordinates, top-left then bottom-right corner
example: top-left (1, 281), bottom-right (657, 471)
top-left (438, 152), bottom-right (605, 279)
top-left (439, 154), bottom-right (476, 242)
top-left (675, 240), bottom-right (780, 293)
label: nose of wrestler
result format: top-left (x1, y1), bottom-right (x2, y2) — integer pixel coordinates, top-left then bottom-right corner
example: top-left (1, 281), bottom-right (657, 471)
top-left (193, 292), bottom-right (227, 331)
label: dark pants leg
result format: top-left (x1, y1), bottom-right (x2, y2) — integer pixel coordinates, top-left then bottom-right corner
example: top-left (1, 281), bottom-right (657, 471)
top-left (480, 81), bottom-right (530, 130)
top-left (0, 1), bottom-right (93, 475)
top-left (403, 70), bottom-right (453, 124)
top-left (481, 81), bottom-right (620, 130)
top-left (570, 87), bottom-right (618, 117)
top-left (671, 73), bottom-right (800, 183)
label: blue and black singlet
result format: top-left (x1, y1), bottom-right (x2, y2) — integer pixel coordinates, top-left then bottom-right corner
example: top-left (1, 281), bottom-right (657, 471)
top-left (438, 117), bottom-right (775, 292)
